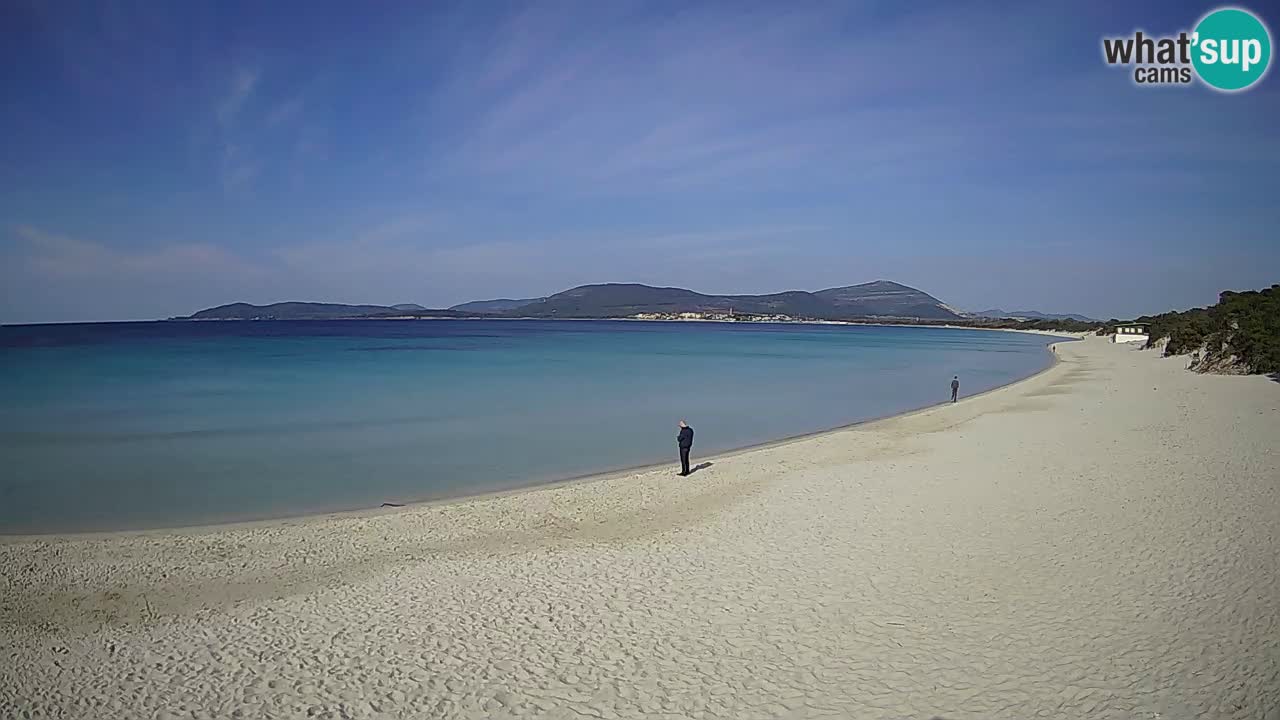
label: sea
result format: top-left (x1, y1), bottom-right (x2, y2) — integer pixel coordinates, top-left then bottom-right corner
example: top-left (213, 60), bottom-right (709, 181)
top-left (0, 320), bottom-right (1057, 533)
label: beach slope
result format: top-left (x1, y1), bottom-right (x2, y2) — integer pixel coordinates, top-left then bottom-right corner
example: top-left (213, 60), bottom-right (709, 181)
top-left (2, 336), bottom-right (1277, 719)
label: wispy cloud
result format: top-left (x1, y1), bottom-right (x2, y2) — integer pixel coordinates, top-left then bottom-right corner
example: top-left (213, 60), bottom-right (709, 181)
top-left (216, 66), bottom-right (259, 125)
top-left (4, 1), bottom-right (1278, 323)
top-left (266, 216), bottom-right (550, 304)
top-left (262, 218), bottom-right (832, 306)
top-left (266, 96), bottom-right (305, 128)
top-left (271, 215), bottom-right (454, 275)
top-left (219, 143), bottom-right (259, 190)
top-left (422, 2), bottom-right (1070, 197)
top-left (10, 225), bottom-right (256, 278)
top-left (207, 66), bottom-right (325, 192)
top-left (2, 225), bottom-right (269, 322)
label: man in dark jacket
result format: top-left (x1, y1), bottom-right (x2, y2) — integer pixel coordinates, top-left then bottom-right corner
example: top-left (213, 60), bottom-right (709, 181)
top-left (677, 420), bottom-right (694, 476)
top-left (951, 375), bottom-right (960, 403)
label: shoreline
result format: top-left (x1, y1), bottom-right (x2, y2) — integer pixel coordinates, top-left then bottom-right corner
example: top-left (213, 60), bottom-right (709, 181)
top-left (0, 336), bottom-right (1075, 542)
top-left (3, 335), bottom-right (1276, 717)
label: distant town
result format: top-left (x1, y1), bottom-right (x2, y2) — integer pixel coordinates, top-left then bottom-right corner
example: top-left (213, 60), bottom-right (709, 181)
top-left (629, 310), bottom-right (803, 323)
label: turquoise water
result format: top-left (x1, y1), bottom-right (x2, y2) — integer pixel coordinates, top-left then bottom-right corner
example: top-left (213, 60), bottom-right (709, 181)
top-left (0, 320), bottom-right (1055, 533)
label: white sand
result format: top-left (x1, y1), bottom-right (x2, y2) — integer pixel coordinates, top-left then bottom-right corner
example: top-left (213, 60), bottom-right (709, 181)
top-left (2, 336), bottom-right (1277, 719)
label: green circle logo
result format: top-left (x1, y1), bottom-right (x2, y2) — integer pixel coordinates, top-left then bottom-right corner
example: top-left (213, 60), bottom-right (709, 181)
top-left (1192, 7), bottom-right (1272, 91)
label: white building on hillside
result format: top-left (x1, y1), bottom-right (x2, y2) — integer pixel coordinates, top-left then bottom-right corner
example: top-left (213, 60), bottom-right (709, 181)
top-left (1113, 324), bottom-right (1149, 344)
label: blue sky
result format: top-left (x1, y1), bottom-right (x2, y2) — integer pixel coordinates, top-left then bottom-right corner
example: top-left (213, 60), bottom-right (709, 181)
top-left (2, 0), bottom-right (1277, 324)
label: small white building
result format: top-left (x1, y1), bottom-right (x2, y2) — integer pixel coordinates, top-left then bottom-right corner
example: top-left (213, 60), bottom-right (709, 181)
top-left (1113, 324), bottom-right (1149, 344)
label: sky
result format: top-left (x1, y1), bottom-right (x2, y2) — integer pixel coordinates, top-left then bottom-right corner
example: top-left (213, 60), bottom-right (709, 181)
top-left (1, 0), bottom-right (1277, 324)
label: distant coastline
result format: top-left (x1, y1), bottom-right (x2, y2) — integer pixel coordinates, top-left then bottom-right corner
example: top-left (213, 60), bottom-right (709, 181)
top-left (163, 312), bottom-right (1091, 337)
top-left (171, 281), bottom-right (972, 323)
top-left (166, 281), bottom-right (1104, 334)
top-left (7, 314), bottom-right (1085, 338)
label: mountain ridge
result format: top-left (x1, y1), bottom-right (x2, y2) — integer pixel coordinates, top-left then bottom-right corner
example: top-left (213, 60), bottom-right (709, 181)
top-left (449, 298), bottom-right (545, 314)
top-left (971, 308), bottom-right (1098, 322)
top-left (483, 280), bottom-right (959, 320)
top-left (180, 302), bottom-right (473, 320)
top-left (179, 280), bottom-right (963, 321)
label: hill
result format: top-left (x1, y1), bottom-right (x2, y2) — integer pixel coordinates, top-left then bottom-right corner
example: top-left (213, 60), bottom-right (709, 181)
top-left (449, 298), bottom-right (545, 314)
top-left (180, 302), bottom-right (472, 320)
top-left (814, 281), bottom-right (961, 320)
top-left (504, 281), bottom-right (960, 320)
top-left (180, 281), bottom-right (967, 323)
top-left (971, 308), bottom-right (1098, 322)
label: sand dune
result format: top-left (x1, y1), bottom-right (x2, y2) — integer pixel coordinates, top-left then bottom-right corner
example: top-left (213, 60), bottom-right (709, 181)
top-left (2, 336), bottom-right (1277, 719)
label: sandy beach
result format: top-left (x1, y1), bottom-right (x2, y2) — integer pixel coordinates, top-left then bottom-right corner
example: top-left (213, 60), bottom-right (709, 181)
top-left (2, 335), bottom-right (1277, 719)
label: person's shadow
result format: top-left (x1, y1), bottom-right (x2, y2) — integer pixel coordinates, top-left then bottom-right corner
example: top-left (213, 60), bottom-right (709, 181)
top-left (689, 461), bottom-right (713, 475)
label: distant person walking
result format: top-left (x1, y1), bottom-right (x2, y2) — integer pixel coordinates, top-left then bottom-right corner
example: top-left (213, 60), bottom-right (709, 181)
top-left (950, 376), bottom-right (960, 403)
top-left (677, 420), bottom-right (694, 476)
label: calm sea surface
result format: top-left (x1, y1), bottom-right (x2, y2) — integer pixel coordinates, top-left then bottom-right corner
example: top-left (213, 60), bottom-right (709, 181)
top-left (0, 320), bottom-right (1056, 533)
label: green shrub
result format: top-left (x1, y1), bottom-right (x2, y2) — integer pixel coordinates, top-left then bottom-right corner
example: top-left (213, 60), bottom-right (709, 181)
top-left (1141, 284), bottom-right (1279, 373)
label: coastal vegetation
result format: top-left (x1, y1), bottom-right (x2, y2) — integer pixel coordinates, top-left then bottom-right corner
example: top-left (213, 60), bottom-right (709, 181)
top-left (1135, 284), bottom-right (1280, 374)
top-left (975, 317), bottom-right (1099, 333)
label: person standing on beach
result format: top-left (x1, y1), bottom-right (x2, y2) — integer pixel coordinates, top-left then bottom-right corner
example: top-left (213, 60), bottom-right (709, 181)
top-left (677, 420), bottom-right (694, 476)
top-left (951, 376), bottom-right (960, 403)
